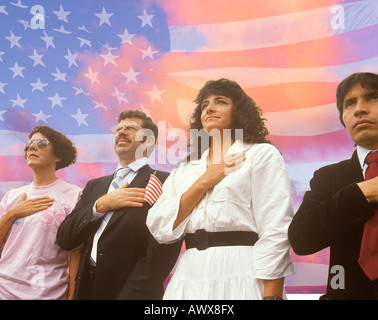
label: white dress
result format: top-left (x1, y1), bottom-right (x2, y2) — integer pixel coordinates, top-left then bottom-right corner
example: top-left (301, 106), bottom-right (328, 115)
top-left (146, 141), bottom-right (295, 299)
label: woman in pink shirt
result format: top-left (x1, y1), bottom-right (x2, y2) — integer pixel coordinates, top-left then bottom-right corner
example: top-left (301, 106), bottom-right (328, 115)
top-left (0, 126), bottom-right (82, 300)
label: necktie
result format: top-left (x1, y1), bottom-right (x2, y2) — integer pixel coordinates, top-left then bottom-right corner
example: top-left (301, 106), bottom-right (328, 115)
top-left (358, 152), bottom-right (378, 281)
top-left (111, 166), bottom-right (131, 190)
top-left (90, 166), bottom-right (131, 263)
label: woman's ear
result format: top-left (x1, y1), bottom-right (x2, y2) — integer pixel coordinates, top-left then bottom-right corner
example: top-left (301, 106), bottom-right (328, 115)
top-left (54, 156), bottom-right (63, 166)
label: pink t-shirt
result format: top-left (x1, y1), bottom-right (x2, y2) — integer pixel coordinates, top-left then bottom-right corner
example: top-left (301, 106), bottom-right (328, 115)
top-left (0, 179), bottom-right (82, 300)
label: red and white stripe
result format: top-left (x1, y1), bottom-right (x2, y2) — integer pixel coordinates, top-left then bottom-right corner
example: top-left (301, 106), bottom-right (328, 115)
top-left (144, 174), bottom-right (163, 205)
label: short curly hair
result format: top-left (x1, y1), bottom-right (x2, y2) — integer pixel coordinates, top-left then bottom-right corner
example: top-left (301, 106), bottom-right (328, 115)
top-left (187, 78), bottom-right (271, 161)
top-left (27, 125), bottom-right (77, 170)
top-left (117, 109), bottom-right (158, 156)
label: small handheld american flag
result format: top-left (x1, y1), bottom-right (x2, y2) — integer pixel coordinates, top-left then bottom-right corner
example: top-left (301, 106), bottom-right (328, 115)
top-left (144, 171), bottom-right (163, 205)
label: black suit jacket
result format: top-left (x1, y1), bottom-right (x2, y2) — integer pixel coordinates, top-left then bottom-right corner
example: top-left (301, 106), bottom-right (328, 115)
top-left (288, 151), bottom-right (376, 299)
top-left (56, 165), bottom-right (182, 300)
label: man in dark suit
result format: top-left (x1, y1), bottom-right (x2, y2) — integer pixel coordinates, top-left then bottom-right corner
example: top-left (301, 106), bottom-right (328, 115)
top-left (288, 72), bottom-right (378, 299)
top-left (57, 110), bottom-right (182, 300)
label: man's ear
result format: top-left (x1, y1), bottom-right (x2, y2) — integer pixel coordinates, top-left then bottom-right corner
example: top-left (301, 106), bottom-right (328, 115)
top-left (144, 135), bottom-right (155, 148)
top-left (135, 132), bottom-right (156, 158)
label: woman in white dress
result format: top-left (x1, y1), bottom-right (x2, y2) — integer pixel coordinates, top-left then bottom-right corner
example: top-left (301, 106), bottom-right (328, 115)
top-left (147, 78), bottom-right (294, 300)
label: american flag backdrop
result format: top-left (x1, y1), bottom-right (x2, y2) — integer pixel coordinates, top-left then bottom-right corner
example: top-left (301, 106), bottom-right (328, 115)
top-left (0, 0), bottom-right (377, 295)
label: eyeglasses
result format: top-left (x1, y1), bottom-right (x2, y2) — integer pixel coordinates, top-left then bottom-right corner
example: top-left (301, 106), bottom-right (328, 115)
top-left (110, 122), bottom-right (142, 136)
top-left (24, 138), bottom-right (50, 152)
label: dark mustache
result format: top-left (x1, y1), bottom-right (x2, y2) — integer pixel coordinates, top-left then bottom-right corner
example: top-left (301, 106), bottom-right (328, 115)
top-left (116, 133), bottom-right (131, 144)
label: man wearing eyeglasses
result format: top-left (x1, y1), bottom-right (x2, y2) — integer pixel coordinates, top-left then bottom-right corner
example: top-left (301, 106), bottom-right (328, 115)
top-left (57, 110), bottom-right (182, 300)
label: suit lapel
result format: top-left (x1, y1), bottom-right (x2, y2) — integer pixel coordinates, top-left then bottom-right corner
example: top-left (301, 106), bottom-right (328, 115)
top-left (105, 165), bottom-right (153, 229)
top-left (92, 175), bottom-right (113, 200)
top-left (349, 150), bottom-right (364, 184)
top-left (126, 164), bottom-right (153, 188)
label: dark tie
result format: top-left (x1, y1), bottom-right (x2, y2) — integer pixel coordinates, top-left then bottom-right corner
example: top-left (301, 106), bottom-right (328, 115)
top-left (358, 152), bottom-right (378, 281)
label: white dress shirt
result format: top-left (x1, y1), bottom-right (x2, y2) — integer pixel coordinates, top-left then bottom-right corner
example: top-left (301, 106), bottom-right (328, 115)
top-left (357, 145), bottom-right (378, 178)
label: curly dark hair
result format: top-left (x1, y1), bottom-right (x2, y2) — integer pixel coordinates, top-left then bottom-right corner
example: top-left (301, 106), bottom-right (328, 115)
top-left (187, 78), bottom-right (271, 161)
top-left (27, 125), bottom-right (77, 170)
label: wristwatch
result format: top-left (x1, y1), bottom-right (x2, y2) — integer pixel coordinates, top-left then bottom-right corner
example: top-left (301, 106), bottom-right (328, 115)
top-left (263, 296), bottom-right (283, 300)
